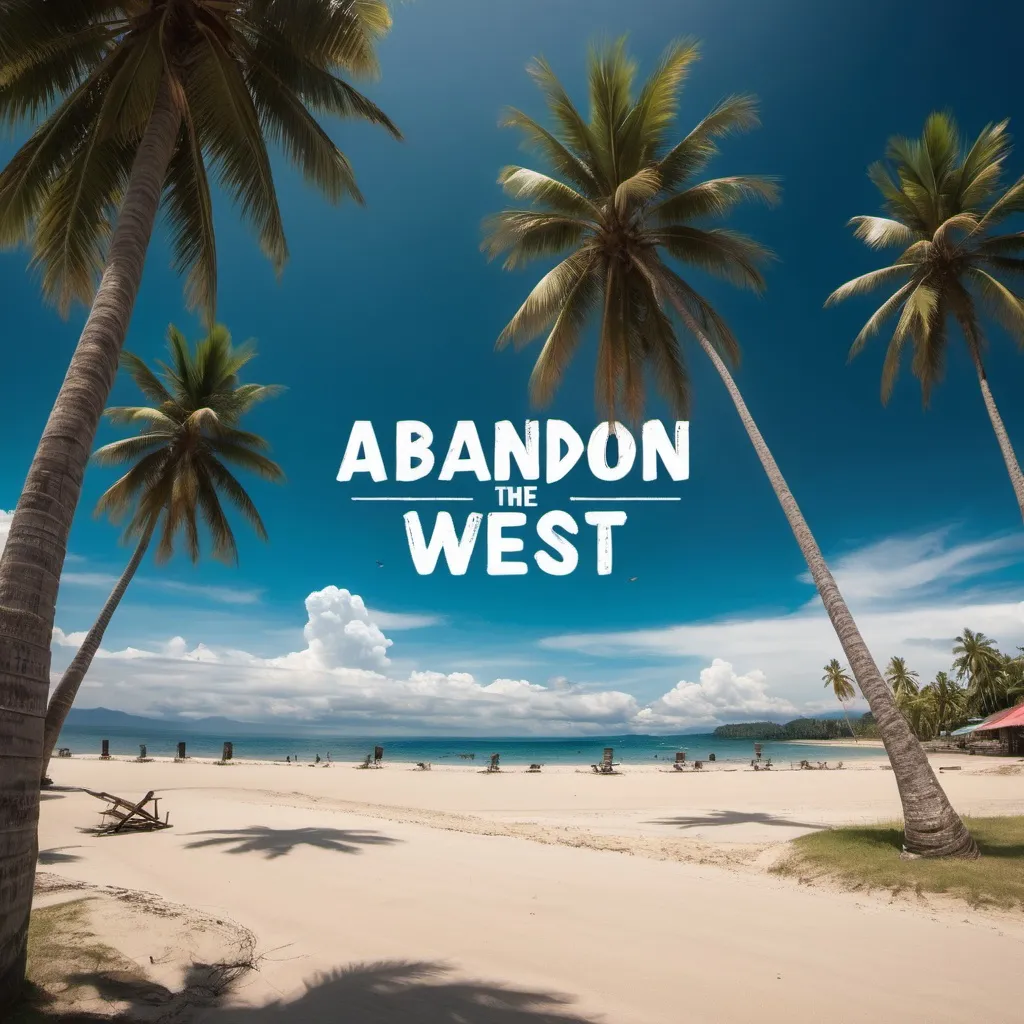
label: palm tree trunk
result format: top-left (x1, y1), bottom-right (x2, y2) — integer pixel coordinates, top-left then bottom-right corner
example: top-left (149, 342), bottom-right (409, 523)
top-left (39, 523), bottom-right (156, 784)
top-left (0, 78), bottom-right (181, 1009)
top-left (840, 701), bottom-right (857, 741)
top-left (971, 350), bottom-right (1024, 523)
top-left (671, 301), bottom-right (977, 858)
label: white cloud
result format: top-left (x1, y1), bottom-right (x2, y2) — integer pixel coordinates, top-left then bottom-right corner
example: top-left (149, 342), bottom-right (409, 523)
top-left (0, 509), bottom-right (12, 558)
top-left (61, 569), bottom-right (262, 605)
top-left (366, 608), bottom-right (443, 630)
top-left (542, 527), bottom-right (1024, 709)
top-left (50, 583), bottom-right (645, 733)
top-left (635, 659), bottom-right (798, 731)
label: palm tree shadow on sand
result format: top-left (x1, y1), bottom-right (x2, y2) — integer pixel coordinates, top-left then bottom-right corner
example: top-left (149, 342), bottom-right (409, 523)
top-left (647, 810), bottom-right (824, 831)
top-left (183, 826), bottom-right (399, 859)
top-left (27, 960), bottom-right (603, 1023)
top-left (210, 960), bottom-right (603, 1024)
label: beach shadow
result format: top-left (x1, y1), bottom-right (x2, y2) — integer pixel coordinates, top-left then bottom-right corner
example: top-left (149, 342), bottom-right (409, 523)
top-left (183, 826), bottom-right (399, 860)
top-left (38, 846), bottom-right (84, 865)
top-left (648, 810), bottom-right (824, 831)
top-left (204, 960), bottom-right (602, 1024)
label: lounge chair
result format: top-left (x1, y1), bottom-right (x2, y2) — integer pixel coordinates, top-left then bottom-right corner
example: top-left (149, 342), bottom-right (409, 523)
top-left (671, 751), bottom-right (686, 771)
top-left (693, 760), bottom-right (704, 771)
top-left (526, 763), bottom-right (542, 772)
top-left (374, 745), bottom-right (384, 766)
top-left (415, 761), bottom-right (431, 771)
top-left (592, 747), bottom-right (620, 774)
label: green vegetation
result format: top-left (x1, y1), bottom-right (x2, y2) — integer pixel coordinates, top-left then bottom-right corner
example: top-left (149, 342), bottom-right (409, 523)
top-left (713, 717), bottom-right (872, 741)
top-left (828, 113), bottom-right (1024, 523)
top-left (12, 898), bottom-right (140, 1022)
top-left (775, 816), bottom-right (1024, 911)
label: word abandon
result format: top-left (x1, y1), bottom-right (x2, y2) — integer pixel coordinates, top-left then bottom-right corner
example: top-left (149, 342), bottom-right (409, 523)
top-left (337, 420), bottom-right (689, 483)
top-left (337, 420), bottom-right (689, 576)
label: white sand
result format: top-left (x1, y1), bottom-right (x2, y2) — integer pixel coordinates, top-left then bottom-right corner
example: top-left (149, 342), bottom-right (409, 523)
top-left (38, 753), bottom-right (1024, 1023)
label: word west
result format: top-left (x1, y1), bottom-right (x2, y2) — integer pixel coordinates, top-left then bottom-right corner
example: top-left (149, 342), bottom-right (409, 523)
top-left (337, 419), bottom-right (689, 576)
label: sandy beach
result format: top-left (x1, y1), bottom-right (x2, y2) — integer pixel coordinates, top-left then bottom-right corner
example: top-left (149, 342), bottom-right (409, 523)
top-left (35, 751), bottom-right (1024, 1023)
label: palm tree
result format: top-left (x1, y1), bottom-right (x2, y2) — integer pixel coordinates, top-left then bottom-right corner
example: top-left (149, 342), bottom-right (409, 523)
top-left (920, 671), bottom-right (968, 735)
top-left (0, 2), bottom-right (397, 1003)
top-left (885, 656), bottom-right (920, 701)
top-left (40, 325), bottom-right (284, 782)
top-left (827, 114), bottom-right (1024, 521)
top-left (953, 628), bottom-right (1006, 716)
top-left (484, 39), bottom-right (976, 860)
top-left (822, 659), bottom-right (858, 739)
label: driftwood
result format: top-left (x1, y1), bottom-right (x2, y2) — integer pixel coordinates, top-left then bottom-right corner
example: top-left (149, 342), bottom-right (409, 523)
top-left (85, 789), bottom-right (172, 835)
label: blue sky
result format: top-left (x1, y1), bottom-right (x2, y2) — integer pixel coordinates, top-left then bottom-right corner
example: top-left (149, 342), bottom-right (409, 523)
top-left (2, 0), bottom-right (1023, 733)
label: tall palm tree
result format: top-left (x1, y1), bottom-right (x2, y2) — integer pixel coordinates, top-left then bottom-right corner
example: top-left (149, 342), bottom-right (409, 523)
top-left (885, 656), bottom-right (920, 701)
top-left (822, 658), bottom-right (858, 739)
top-left (827, 114), bottom-right (1024, 521)
top-left (953, 627), bottom-right (1005, 716)
top-left (0, 2), bottom-right (397, 1003)
top-left (40, 325), bottom-right (284, 782)
top-left (484, 39), bottom-right (976, 860)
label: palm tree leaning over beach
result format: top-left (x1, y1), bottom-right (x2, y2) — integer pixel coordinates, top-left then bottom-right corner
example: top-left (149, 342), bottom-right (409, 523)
top-left (40, 326), bottom-right (284, 784)
top-left (0, 1), bottom-right (398, 1006)
top-left (822, 659), bottom-right (858, 739)
top-left (484, 39), bottom-right (977, 860)
top-left (827, 113), bottom-right (1024, 522)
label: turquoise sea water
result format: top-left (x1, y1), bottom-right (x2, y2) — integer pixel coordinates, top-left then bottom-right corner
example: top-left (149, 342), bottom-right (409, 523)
top-left (55, 727), bottom-right (880, 767)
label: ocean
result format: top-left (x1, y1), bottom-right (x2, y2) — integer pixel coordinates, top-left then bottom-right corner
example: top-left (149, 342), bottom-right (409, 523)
top-left (54, 726), bottom-right (881, 767)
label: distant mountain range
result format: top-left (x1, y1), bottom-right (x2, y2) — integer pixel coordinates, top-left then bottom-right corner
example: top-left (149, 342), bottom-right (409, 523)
top-left (64, 707), bottom-right (273, 736)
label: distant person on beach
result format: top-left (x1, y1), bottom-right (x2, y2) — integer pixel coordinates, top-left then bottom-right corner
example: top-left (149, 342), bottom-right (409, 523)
top-left (315, 754), bottom-right (321, 763)
top-left (286, 756), bottom-right (290, 763)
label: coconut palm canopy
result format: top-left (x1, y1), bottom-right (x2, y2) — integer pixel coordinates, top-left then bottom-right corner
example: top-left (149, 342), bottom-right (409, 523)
top-left (96, 324), bottom-right (284, 563)
top-left (484, 37), bottom-right (778, 421)
top-left (827, 113), bottom-right (1024, 519)
top-left (0, 0), bottom-right (400, 317)
top-left (828, 113), bottom-right (1024, 402)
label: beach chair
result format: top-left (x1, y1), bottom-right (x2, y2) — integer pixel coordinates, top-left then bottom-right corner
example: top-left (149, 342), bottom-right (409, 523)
top-left (672, 752), bottom-right (686, 771)
top-left (708, 752), bottom-right (716, 762)
top-left (799, 759), bottom-right (812, 770)
top-left (693, 760), bottom-right (704, 771)
top-left (592, 748), bottom-right (619, 774)
top-left (356, 754), bottom-right (373, 769)
top-left (373, 745), bottom-right (384, 766)
top-left (415, 761), bottom-right (432, 771)
top-left (486, 753), bottom-right (501, 773)
top-left (86, 789), bottom-right (171, 835)
top-left (57, 748), bottom-right (72, 758)
top-left (817, 761), bottom-right (827, 770)
top-left (526, 763), bottom-right (543, 773)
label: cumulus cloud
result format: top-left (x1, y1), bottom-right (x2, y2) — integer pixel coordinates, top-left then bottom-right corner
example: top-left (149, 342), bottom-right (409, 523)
top-left (635, 660), bottom-right (798, 730)
top-left (51, 584), bottom-right (642, 733)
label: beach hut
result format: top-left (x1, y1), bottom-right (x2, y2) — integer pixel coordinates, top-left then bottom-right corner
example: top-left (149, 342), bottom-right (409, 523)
top-left (973, 705), bottom-right (1024, 755)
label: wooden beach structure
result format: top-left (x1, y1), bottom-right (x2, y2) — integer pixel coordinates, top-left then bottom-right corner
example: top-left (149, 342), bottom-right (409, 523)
top-left (86, 789), bottom-right (172, 835)
top-left (592, 748), bottom-right (620, 774)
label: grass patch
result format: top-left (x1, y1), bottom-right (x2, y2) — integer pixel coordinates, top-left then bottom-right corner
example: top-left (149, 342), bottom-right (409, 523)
top-left (11, 898), bottom-right (143, 1022)
top-left (774, 815), bottom-right (1024, 911)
